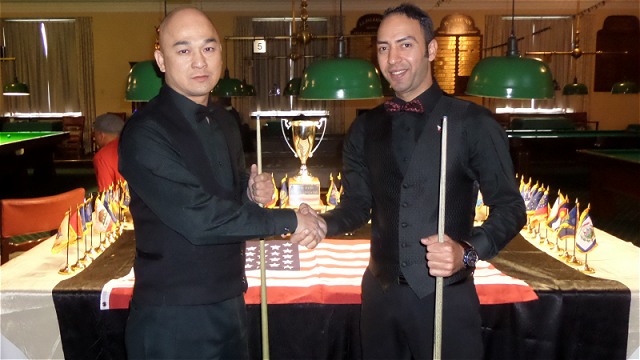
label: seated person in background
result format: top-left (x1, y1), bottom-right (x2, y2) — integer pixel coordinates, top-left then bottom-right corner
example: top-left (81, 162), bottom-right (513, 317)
top-left (93, 113), bottom-right (125, 191)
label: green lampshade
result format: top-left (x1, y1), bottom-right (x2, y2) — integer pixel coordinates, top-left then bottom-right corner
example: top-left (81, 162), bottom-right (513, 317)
top-left (299, 58), bottom-right (383, 100)
top-left (284, 77), bottom-right (301, 96)
top-left (466, 55), bottom-right (554, 99)
top-left (125, 60), bottom-right (163, 102)
top-left (239, 79), bottom-right (256, 96)
top-left (562, 78), bottom-right (588, 95)
top-left (611, 81), bottom-right (639, 94)
top-left (212, 68), bottom-right (243, 97)
top-left (3, 78), bottom-right (30, 96)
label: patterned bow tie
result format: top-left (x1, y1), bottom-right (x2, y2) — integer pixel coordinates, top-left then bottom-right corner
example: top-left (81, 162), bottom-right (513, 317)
top-left (384, 99), bottom-right (424, 113)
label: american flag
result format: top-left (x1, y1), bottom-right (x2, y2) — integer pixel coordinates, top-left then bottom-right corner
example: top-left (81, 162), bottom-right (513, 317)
top-left (244, 239), bottom-right (369, 304)
top-left (101, 239), bottom-right (538, 310)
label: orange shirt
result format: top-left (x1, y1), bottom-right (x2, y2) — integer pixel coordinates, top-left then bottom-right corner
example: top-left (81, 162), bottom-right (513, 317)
top-left (93, 138), bottom-right (125, 192)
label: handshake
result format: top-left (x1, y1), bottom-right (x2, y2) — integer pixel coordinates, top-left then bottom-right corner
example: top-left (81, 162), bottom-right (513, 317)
top-left (289, 203), bottom-right (327, 249)
top-left (248, 165), bottom-right (327, 249)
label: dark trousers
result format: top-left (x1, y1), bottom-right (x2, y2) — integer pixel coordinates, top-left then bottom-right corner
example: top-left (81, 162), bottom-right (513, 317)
top-left (125, 295), bottom-right (249, 360)
top-left (360, 269), bottom-right (483, 360)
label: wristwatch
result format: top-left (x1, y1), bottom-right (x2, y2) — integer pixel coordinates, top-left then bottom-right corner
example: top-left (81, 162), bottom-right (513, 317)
top-left (461, 242), bottom-right (479, 269)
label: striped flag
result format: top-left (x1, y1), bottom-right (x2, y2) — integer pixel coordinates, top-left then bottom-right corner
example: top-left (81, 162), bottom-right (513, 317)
top-left (526, 187), bottom-right (544, 214)
top-left (530, 190), bottom-right (549, 225)
top-left (100, 238), bottom-right (538, 309)
top-left (524, 183), bottom-right (539, 208)
top-left (547, 194), bottom-right (568, 231)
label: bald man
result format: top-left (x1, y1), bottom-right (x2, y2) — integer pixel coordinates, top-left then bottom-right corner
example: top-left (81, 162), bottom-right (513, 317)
top-left (119, 7), bottom-right (326, 359)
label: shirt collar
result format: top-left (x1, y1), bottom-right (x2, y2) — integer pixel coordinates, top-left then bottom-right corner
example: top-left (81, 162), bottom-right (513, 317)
top-left (390, 81), bottom-right (444, 115)
top-left (163, 85), bottom-right (212, 125)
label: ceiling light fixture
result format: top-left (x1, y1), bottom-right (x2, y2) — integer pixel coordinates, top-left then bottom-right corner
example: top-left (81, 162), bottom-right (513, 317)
top-left (298, 0), bottom-right (382, 100)
top-left (125, 60), bottom-right (163, 101)
top-left (465, 0), bottom-right (554, 99)
top-left (611, 80), bottom-right (639, 94)
top-left (212, 39), bottom-right (244, 97)
top-left (563, 2), bottom-right (588, 95)
top-left (1, 42), bottom-right (30, 96)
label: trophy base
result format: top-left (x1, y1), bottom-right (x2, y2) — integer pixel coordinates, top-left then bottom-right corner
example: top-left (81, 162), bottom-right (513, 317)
top-left (287, 175), bottom-right (322, 208)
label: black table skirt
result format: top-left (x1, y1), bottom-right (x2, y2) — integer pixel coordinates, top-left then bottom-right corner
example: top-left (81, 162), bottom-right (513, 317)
top-left (53, 230), bottom-right (630, 360)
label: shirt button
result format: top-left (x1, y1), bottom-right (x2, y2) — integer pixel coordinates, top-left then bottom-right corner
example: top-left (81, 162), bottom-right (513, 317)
top-left (401, 242), bottom-right (408, 248)
top-left (401, 261), bottom-right (407, 267)
top-left (402, 183), bottom-right (409, 189)
top-left (401, 222), bottom-right (408, 228)
top-left (402, 202), bottom-right (408, 208)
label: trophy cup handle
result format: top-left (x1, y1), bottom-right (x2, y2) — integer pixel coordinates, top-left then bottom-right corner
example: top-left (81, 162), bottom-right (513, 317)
top-left (280, 118), bottom-right (298, 158)
top-left (309, 117), bottom-right (327, 158)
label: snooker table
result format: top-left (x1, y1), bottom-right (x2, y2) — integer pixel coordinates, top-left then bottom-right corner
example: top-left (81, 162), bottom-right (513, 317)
top-left (505, 129), bottom-right (640, 176)
top-left (577, 148), bottom-right (640, 219)
top-left (0, 131), bottom-right (68, 198)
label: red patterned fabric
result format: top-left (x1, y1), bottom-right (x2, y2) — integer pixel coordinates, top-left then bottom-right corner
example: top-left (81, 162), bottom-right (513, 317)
top-left (384, 99), bottom-right (424, 113)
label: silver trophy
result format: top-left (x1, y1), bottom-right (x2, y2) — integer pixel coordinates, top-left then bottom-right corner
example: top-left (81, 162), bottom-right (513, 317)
top-left (280, 117), bottom-right (327, 207)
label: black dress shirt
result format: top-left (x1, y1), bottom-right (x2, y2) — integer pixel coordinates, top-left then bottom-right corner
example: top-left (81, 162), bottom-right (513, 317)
top-left (119, 86), bottom-right (297, 246)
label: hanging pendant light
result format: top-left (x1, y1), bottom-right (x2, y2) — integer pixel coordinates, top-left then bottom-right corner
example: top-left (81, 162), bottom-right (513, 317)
top-left (125, 60), bottom-right (163, 101)
top-left (562, 77), bottom-right (588, 95)
top-left (611, 80), bottom-right (639, 94)
top-left (465, 0), bottom-right (554, 99)
top-left (3, 77), bottom-right (30, 96)
top-left (1, 56), bottom-right (30, 96)
top-left (299, 51), bottom-right (383, 99)
top-left (284, 77), bottom-right (302, 96)
top-left (240, 79), bottom-right (257, 96)
top-left (212, 38), bottom-right (244, 97)
top-left (562, 3), bottom-right (588, 96)
top-left (298, 0), bottom-right (382, 100)
top-left (212, 68), bottom-right (243, 97)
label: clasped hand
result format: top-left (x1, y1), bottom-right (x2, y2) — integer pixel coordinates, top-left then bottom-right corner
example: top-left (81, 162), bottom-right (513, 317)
top-left (289, 203), bottom-right (327, 249)
top-left (247, 164), bottom-right (275, 205)
top-left (246, 165), bottom-right (326, 249)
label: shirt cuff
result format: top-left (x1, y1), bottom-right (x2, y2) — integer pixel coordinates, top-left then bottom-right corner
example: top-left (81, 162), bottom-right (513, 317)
top-left (266, 208), bottom-right (298, 234)
top-left (469, 227), bottom-right (491, 260)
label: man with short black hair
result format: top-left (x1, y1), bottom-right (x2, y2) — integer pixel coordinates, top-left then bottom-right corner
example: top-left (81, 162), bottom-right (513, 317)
top-left (321, 3), bottom-right (526, 359)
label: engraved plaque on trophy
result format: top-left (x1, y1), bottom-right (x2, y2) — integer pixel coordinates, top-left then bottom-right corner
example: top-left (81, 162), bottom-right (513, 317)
top-left (281, 117), bottom-right (327, 208)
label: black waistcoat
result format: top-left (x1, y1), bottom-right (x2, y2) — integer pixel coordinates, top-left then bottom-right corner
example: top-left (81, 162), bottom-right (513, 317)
top-left (126, 88), bottom-right (247, 306)
top-left (363, 95), bottom-right (475, 298)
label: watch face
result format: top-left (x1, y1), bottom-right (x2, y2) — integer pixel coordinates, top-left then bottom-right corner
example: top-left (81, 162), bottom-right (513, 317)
top-left (464, 249), bottom-right (478, 268)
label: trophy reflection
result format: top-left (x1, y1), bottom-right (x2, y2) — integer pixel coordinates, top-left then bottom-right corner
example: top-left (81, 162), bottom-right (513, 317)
top-left (281, 117), bottom-right (327, 208)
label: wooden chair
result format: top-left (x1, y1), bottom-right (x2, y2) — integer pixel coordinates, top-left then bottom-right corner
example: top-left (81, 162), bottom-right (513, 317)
top-left (57, 116), bottom-right (86, 159)
top-left (1, 188), bottom-right (85, 264)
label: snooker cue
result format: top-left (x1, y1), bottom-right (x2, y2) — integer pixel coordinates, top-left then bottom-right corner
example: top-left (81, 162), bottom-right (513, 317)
top-left (433, 116), bottom-right (448, 360)
top-left (255, 115), bottom-right (270, 360)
